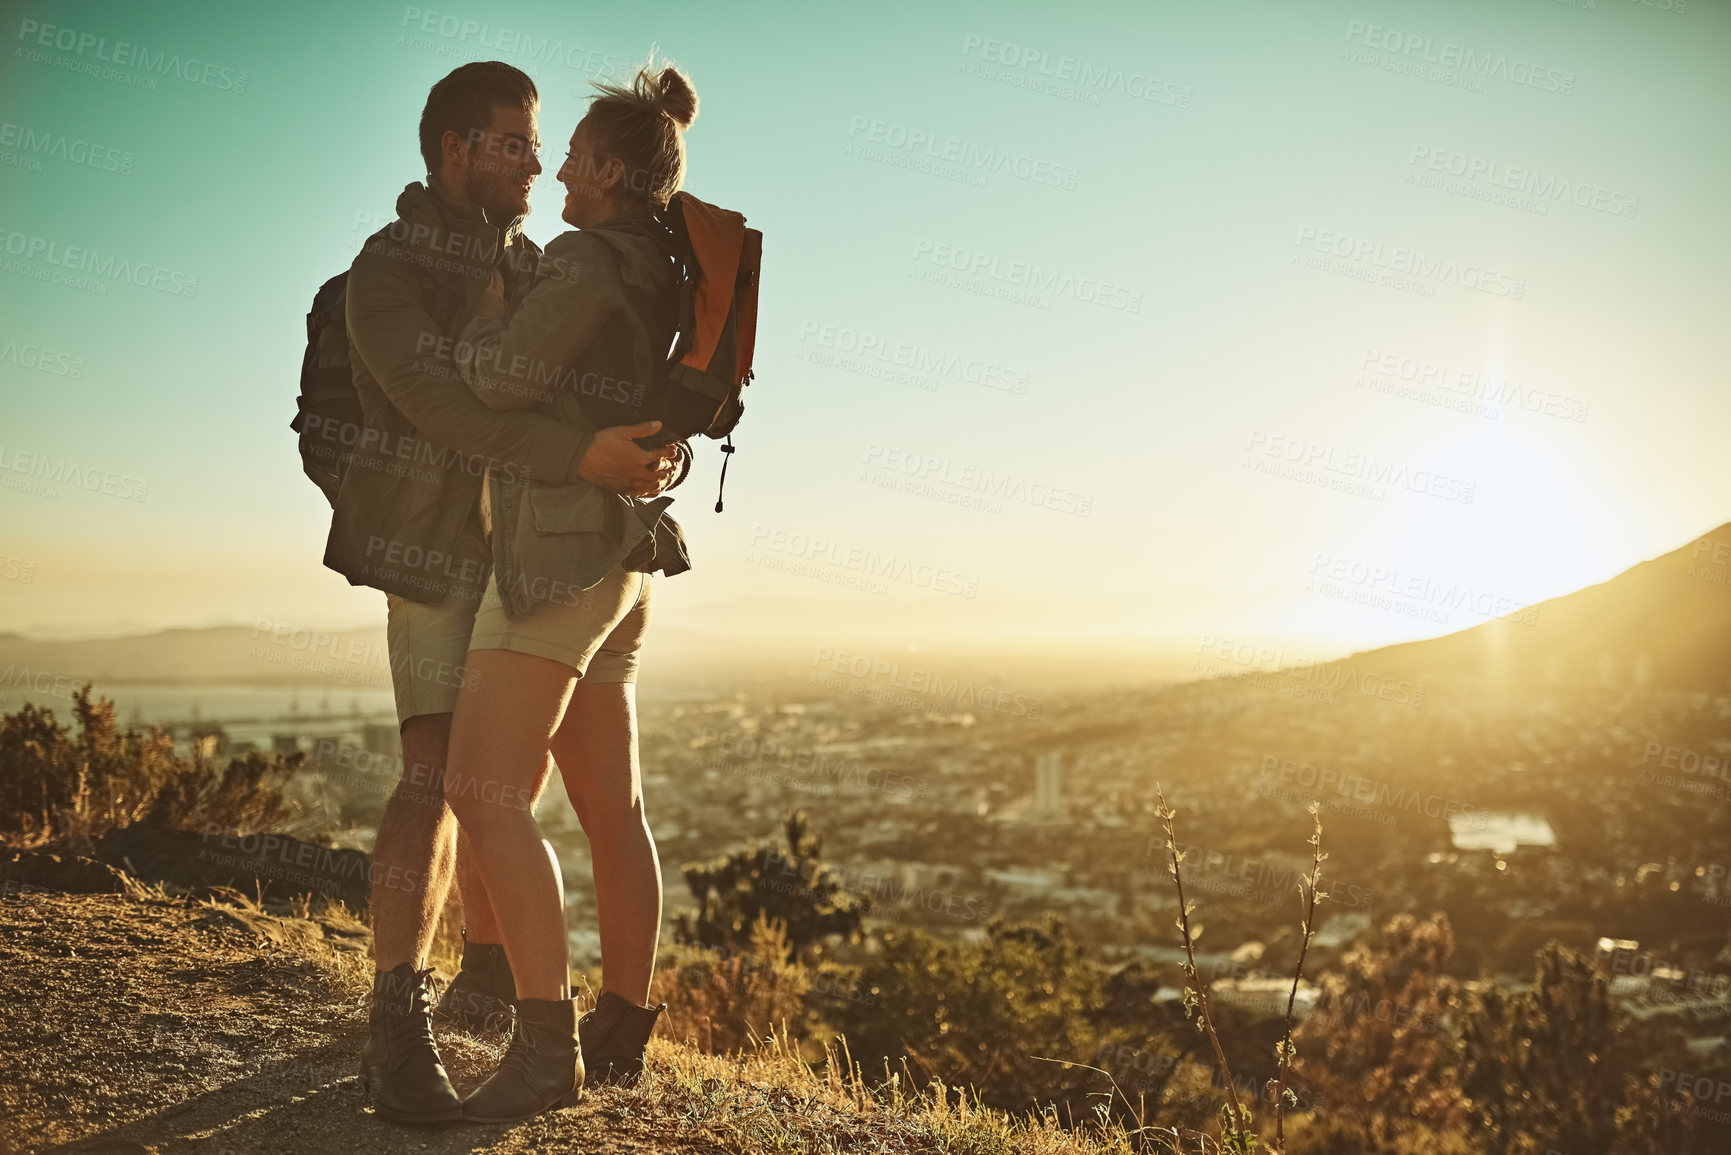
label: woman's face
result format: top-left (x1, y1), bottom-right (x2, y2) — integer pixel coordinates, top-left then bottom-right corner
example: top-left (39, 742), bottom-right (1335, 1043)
top-left (557, 118), bottom-right (617, 227)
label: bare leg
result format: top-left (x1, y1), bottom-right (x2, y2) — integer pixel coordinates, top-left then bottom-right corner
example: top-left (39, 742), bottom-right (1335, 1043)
top-left (455, 753), bottom-right (554, 944)
top-left (551, 681), bottom-right (661, 1006)
top-left (445, 649), bottom-right (576, 1002)
top-left (371, 713), bottom-right (459, 971)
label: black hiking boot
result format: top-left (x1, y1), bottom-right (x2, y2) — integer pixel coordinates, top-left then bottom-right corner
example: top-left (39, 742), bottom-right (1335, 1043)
top-left (435, 935), bottom-right (516, 1034)
top-left (578, 990), bottom-right (665, 1085)
top-left (460, 996), bottom-right (584, 1123)
top-left (360, 963), bottom-right (463, 1125)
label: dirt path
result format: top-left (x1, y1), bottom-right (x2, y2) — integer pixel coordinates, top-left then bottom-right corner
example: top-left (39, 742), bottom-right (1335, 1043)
top-left (0, 890), bottom-right (716, 1154)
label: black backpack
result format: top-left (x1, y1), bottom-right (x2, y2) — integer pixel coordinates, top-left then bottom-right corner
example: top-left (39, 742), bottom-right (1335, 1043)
top-left (291, 268), bottom-right (467, 506)
top-left (291, 272), bottom-right (358, 506)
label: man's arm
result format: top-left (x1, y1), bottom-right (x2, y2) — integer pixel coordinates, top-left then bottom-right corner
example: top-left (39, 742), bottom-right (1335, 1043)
top-left (346, 241), bottom-right (595, 483)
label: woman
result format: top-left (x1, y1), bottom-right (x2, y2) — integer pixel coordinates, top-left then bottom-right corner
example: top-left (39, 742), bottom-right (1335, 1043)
top-left (442, 61), bottom-right (701, 1123)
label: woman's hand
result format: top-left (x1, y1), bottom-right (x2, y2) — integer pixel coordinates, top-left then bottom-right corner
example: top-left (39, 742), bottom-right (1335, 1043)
top-left (577, 420), bottom-right (682, 497)
top-left (475, 269), bottom-right (507, 321)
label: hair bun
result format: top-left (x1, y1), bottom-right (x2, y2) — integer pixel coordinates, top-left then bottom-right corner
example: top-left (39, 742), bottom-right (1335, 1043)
top-left (653, 66), bottom-right (699, 129)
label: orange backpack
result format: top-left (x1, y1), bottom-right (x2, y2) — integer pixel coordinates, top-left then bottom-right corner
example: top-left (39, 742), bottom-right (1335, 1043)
top-left (650, 191), bottom-right (761, 510)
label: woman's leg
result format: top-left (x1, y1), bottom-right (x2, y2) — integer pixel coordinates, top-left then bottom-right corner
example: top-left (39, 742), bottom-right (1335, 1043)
top-left (444, 648), bottom-right (575, 1001)
top-left (550, 681), bottom-right (662, 1005)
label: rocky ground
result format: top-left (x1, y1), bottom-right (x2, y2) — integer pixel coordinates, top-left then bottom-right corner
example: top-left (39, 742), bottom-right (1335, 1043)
top-left (0, 868), bottom-right (1101, 1155)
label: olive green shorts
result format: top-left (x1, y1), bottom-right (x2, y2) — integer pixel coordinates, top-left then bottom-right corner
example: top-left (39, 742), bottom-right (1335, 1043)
top-left (384, 591), bottom-right (480, 723)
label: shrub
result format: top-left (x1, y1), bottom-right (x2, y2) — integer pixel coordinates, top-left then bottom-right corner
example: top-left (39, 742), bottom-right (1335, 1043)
top-left (0, 686), bottom-right (302, 849)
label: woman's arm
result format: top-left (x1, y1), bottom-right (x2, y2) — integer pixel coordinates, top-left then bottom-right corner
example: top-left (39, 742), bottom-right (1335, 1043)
top-left (458, 231), bottom-right (617, 412)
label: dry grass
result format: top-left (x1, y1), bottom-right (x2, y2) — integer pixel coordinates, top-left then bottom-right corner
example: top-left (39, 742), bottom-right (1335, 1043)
top-left (608, 1029), bottom-right (1146, 1155)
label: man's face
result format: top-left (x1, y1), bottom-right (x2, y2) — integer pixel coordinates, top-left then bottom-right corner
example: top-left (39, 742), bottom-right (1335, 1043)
top-left (462, 102), bottom-right (542, 221)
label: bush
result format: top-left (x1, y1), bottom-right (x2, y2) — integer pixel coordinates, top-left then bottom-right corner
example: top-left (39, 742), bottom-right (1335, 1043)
top-left (652, 914), bottom-right (812, 1054)
top-left (674, 809), bottom-right (867, 962)
top-left (827, 915), bottom-right (1107, 1117)
top-left (0, 687), bottom-right (302, 848)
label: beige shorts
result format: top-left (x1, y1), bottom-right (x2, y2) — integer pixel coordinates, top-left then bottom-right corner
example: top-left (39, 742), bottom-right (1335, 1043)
top-left (385, 592), bottom-right (480, 723)
top-left (467, 566), bottom-right (650, 681)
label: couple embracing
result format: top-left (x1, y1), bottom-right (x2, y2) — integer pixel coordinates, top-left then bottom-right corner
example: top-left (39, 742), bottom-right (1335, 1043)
top-left (309, 57), bottom-right (716, 1125)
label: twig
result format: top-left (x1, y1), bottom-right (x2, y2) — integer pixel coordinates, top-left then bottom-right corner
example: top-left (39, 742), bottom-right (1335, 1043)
top-left (1154, 783), bottom-right (1249, 1140)
top-left (1270, 802), bottom-right (1327, 1153)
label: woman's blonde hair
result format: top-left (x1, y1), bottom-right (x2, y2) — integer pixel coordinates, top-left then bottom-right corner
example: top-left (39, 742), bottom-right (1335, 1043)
top-left (586, 60), bottom-right (699, 210)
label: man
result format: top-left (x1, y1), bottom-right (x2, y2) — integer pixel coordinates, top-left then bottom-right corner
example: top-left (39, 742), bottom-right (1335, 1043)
top-left (330, 61), bottom-right (685, 1123)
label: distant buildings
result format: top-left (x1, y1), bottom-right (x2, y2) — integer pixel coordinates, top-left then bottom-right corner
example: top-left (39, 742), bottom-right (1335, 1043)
top-left (1033, 750), bottom-right (1067, 818)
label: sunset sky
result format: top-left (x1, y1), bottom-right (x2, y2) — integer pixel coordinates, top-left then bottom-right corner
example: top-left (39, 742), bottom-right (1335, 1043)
top-left (3, 0), bottom-right (1729, 673)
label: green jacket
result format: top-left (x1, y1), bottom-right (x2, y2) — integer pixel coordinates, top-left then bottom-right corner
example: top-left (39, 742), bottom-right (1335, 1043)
top-left (326, 180), bottom-right (593, 606)
top-left (458, 211), bottom-right (691, 618)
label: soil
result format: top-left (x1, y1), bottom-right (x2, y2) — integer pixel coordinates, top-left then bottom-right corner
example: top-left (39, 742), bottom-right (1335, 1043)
top-left (0, 889), bottom-right (718, 1155)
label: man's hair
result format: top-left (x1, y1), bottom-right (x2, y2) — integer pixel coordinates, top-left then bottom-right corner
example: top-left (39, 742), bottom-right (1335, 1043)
top-left (418, 62), bottom-right (539, 174)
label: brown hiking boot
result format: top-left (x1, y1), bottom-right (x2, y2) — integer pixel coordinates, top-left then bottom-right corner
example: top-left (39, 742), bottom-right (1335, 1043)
top-left (360, 963), bottom-right (463, 1124)
top-left (435, 935), bottom-right (515, 1034)
top-left (460, 996), bottom-right (584, 1123)
top-left (578, 990), bottom-right (665, 1085)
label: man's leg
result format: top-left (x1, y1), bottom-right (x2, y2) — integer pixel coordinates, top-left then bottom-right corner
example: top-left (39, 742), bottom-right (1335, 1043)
top-left (363, 592), bottom-right (472, 1123)
top-left (372, 713), bottom-right (457, 971)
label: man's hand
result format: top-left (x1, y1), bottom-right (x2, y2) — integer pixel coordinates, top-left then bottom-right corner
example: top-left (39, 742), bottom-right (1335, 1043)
top-left (577, 420), bottom-right (682, 497)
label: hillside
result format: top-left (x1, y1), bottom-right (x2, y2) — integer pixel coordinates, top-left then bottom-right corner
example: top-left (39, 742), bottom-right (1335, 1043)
top-left (0, 878), bottom-right (1111, 1155)
top-left (1324, 522), bottom-right (1731, 689)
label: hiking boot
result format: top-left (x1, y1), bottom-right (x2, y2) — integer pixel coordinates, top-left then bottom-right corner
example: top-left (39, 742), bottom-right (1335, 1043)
top-left (578, 990), bottom-right (665, 1085)
top-left (435, 935), bottom-right (516, 1034)
top-left (460, 996), bottom-right (584, 1123)
top-left (360, 963), bottom-right (463, 1125)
